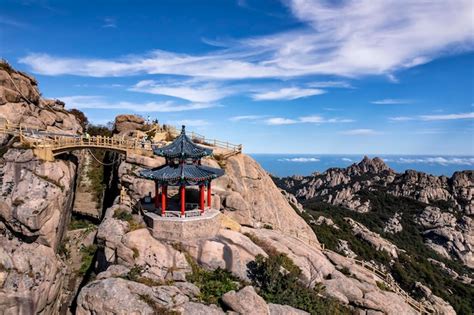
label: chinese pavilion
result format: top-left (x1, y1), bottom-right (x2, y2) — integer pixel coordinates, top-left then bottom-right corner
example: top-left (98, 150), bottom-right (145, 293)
top-left (139, 126), bottom-right (224, 218)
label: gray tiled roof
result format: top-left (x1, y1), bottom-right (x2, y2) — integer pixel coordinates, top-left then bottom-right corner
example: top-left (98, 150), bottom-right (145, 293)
top-left (140, 163), bottom-right (224, 185)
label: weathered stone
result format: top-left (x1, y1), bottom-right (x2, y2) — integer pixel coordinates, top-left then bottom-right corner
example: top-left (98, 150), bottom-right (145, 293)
top-left (116, 228), bottom-right (191, 281)
top-left (222, 286), bottom-right (269, 315)
top-left (214, 154), bottom-right (318, 244)
top-left (114, 114), bottom-right (145, 134)
top-left (179, 302), bottom-right (225, 315)
top-left (0, 149), bottom-right (76, 249)
top-left (185, 228), bottom-right (267, 280)
top-left (0, 236), bottom-right (64, 315)
top-left (76, 278), bottom-right (187, 315)
top-left (268, 303), bottom-right (309, 315)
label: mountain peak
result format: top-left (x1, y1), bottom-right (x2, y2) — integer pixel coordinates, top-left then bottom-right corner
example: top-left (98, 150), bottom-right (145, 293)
top-left (356, 156), bottom-right (391, 174)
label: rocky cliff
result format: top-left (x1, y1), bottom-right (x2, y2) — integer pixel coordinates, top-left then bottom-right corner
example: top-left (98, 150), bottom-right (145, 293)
top-left (0, 61), bottom-right (83, 314)
top-left (275, 156), bottom-right (473, 314)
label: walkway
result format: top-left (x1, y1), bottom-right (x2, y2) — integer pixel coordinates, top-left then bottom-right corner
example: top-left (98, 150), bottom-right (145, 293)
top-left (0, 121), bottom-right (242, 161)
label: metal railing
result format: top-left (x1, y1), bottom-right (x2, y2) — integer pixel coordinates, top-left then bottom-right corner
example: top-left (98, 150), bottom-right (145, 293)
top-left (292, 234), bottom-right (434, 315)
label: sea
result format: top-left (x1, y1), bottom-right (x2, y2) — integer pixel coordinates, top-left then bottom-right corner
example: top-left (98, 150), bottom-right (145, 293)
top-left (249, 154), bottom-right (474, 178)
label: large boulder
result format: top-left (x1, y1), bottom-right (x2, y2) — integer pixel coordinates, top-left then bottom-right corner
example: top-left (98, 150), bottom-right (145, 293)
top-left (76, 278), bottom-right (189, 315)
top-left (184, 229), bottom-right (267, 280)
top-left (0, 235), bottom-right (64, 315)
top-left (114, 114), bottom-right (145, 134)
top-left (222, 286), bottom-right (269, 315)
top-left (214, 154), bottom-right (318, 244)
top-left (0, 149), bottom-right (76, 249)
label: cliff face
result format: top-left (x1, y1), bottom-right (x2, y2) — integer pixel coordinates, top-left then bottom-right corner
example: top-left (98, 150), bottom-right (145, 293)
top-left (0, 62), bottom-right (82, 314)
top-left (275, 156), bottom-right (473, 314)
top-left (275, 156), bottom-right (473, 269)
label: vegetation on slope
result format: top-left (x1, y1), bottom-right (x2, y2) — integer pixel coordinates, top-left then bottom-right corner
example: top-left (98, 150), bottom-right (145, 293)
top-left (302, 190), bottom-right (474, 314)
top-left (248, 254), bottom-right (349, 315)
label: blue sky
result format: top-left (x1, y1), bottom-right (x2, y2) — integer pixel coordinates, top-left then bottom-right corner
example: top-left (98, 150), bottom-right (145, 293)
top-left (1, 0), bottom-right (473, 154)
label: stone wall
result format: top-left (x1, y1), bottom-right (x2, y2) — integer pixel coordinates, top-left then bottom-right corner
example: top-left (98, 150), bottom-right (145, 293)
top-left (144, 210), bottom-right (221, 241)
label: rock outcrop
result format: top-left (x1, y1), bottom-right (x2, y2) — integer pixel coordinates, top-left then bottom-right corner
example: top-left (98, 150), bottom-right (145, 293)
top-left (0, 149), bottom-right (76, 249)
top-left (0, 61), bottom-right (82, 314)
top-left (275, 156), bottom-right (473, 267)
top-left (213, 154), bottom-right (318, 244)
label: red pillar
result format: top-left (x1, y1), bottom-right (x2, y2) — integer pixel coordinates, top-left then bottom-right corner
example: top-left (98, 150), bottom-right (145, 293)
top-left (154, 182), bottom-right (160, 209)
top-left (180, 185), bottom-right (186, 217)
top-left (207, 182), bottom-right (212, 209)
top-left (161, 185), bottom-right (167, 216)
top-left (199, 184), bottom-right (205, 212)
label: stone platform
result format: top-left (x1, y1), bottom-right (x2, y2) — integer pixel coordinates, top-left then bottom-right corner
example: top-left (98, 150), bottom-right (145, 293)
top-left (143, 209), bottom-right (221, 241)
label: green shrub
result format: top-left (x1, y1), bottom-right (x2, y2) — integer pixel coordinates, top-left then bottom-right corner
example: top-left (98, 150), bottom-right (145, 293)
top-left (301, 191), bottom-right (474, 314)
top-left (78, 244), bottom-right (97, 276)
top-left (184, 252), bottom-right (240, 305)
top-left (69, 217), bottom-right (94, 230)
top-left (248, 254), bottom-right (349, 315)
top-left (113, 209), bottom-right (144, 231)
top-left (114, 208), bottom-right (134, 221)
top-left (186, 266), bottom-right (240, 305)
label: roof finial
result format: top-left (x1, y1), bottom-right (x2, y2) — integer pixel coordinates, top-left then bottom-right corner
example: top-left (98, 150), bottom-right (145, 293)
top-left (181, 125), bottom-right (186, 134)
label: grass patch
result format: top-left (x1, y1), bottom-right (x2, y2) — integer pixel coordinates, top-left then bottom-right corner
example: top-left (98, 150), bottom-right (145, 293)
top-left (78, 244), bottom-right (97, 276)
top-left (376, 281), bottom-right (392, 292)
top-left (248, 254), bottom-right (349, 315)
top-left (138, 294), bottom-right (180, 315)
top-left (114, 208), bottom-right (145, 231)
top-left (123, 265), bottom-right (170, 287)
top-left (69, 217), bottom-right (95, 230)
top-left (177, 245), bottom-right (241, 305)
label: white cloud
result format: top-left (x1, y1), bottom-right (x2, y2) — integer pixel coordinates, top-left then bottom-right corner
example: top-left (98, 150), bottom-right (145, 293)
top-left (59, 95), bottom-right (218, 112)
top-left (340, 129), bottom-right (380, 135)
top-left (308, 81), bottom-right (353, 88)
top-left (130, 79), bottom-right (232, 102)
top-left (102, 17), bottom-right (117, 28)
top-left (19, 1), bottom-right (474, 79)
top-left (389, 116), bottom-right (415, 121)
top-left (420, 112), bottom-right (474, 121)
top-left (390, 112), bottom-right (474, 121)
top-left (252, 87), bottom-right (325, 101)
top-left (372, 99), bottom-right (413, 105)
top-left (264, 115), bottom-right (354, 125)
top-left (341, 158), bottom-right (353, 162)
top-left (395, 157), bottom-right (474, 166)
top-left (265, 117), bottom-right (298, 125)
top-left (229, 115), bottom-right (265, 121)
top-left (278, 157), bottom-right (320, 163)
top-left (299, 115), bottom-right (354, 123)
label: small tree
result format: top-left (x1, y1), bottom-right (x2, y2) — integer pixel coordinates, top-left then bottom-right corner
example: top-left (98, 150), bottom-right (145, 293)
top-left (68, 108), bottom-right (89, 130)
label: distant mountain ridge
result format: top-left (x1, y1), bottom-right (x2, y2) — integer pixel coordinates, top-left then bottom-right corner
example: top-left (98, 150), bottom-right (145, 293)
top-left (274, 156), bottom-right (473, 313)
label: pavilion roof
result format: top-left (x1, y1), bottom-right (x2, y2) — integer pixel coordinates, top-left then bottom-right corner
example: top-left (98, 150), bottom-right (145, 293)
top-left (153, 125), bottom-right (212, 159)
top-left (139, 163), bottom-right (224, 185)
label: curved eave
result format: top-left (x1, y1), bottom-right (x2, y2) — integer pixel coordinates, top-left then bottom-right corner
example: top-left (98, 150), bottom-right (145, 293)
top-left (139, 164), bottom-right (224, 185)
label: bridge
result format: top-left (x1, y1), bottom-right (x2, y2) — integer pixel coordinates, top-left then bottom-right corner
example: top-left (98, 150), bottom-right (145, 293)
top-left (0, 120), bottom-right (242, 162)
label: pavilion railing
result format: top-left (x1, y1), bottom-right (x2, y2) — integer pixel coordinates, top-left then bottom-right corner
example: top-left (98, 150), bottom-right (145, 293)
top-left (163, 125), bottom-right (243, 153)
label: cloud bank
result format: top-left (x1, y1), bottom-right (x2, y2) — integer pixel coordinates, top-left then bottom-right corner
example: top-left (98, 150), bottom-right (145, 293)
top-left (19, 1), bottom-right (474, 79)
